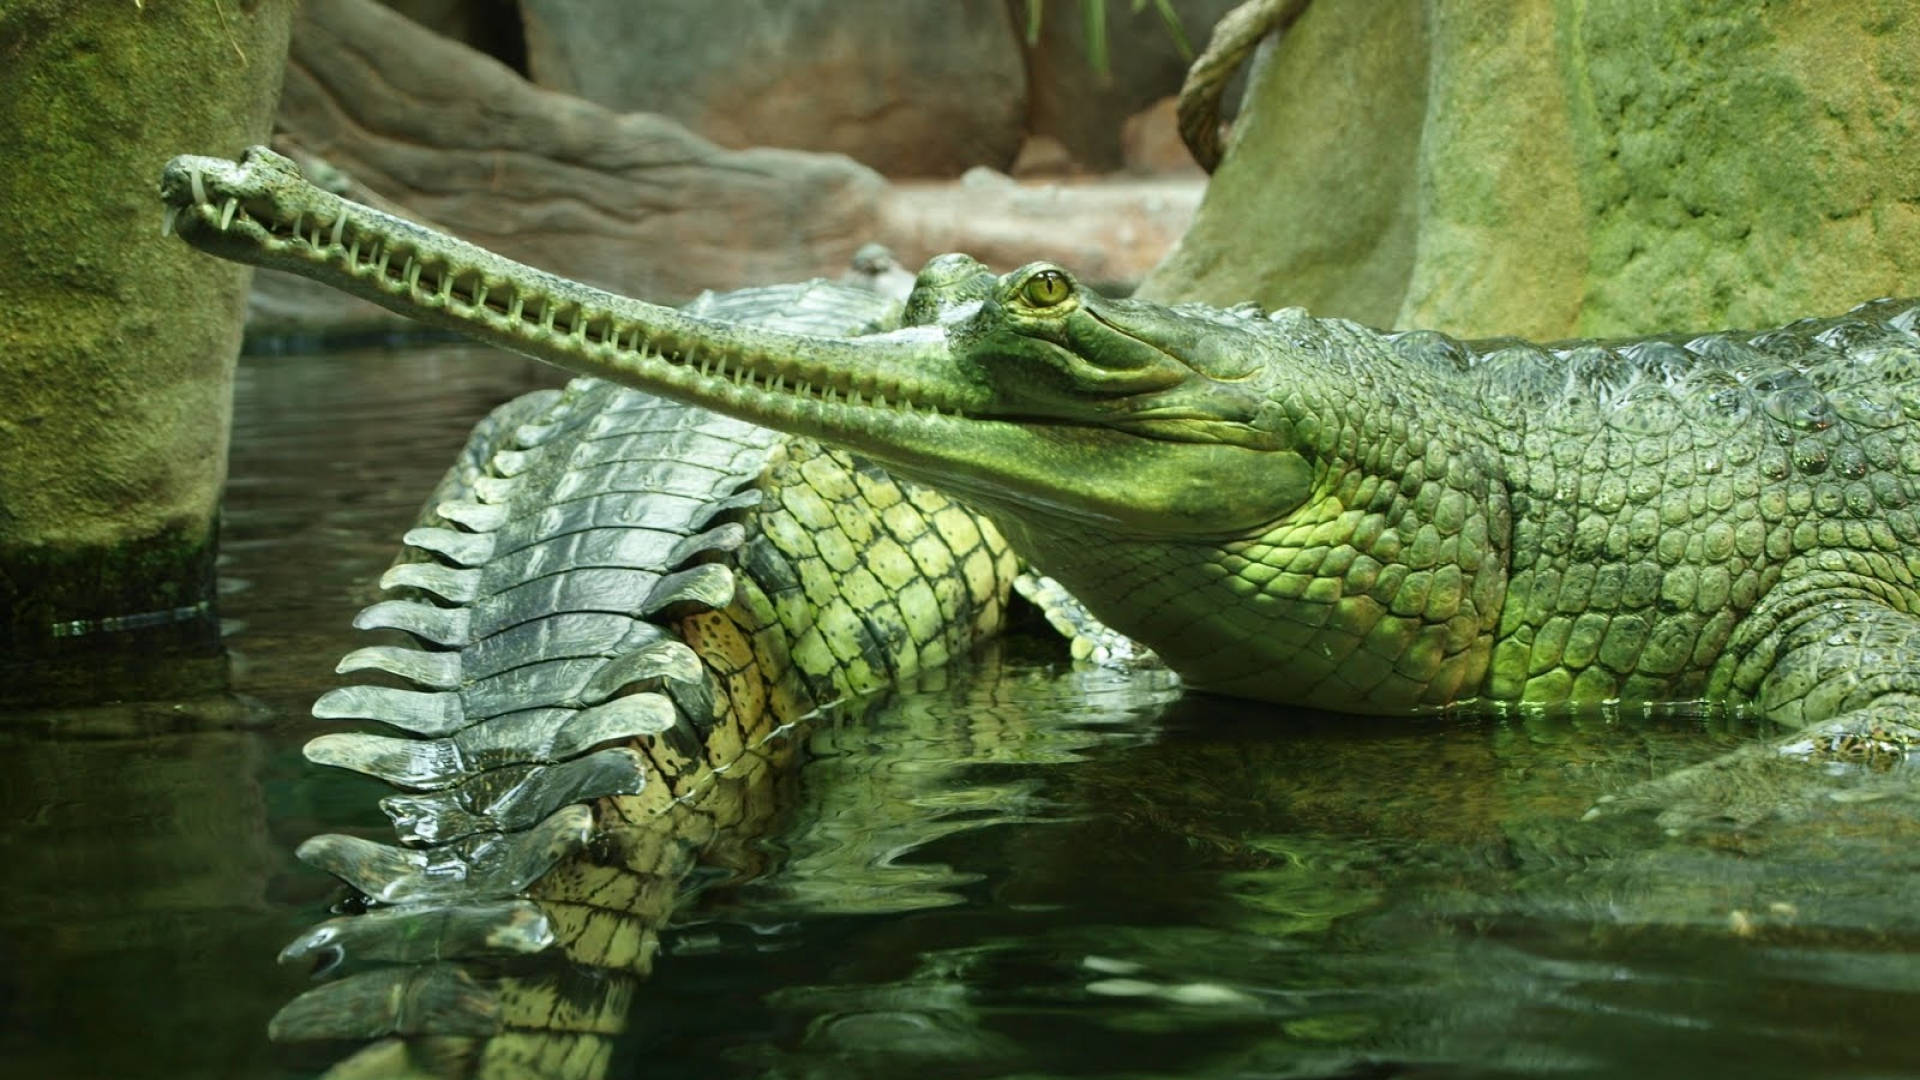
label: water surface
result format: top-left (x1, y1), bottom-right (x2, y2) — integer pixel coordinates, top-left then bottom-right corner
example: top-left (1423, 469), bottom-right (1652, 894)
top-left (4, 344), bottom-right (1920, 1079)
top-left (642, 672), bottom-right (1920, 1079)
top-left (0, 345), bottom-right (556, 1079)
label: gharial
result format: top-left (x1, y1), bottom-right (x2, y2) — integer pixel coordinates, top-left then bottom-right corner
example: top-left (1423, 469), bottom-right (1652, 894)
top-left (163, 146), bottom-right (1920, 753)
top-left (262, 274), bottom-right (1055, 1077)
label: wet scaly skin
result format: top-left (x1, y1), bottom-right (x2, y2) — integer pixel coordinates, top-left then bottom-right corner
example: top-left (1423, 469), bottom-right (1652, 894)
top-left (162, 147), bottom-right (1920, 744)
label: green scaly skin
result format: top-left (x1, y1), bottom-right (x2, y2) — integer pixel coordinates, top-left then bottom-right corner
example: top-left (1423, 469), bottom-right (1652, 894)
top-left (161, 147), bottom-right (1920, 745)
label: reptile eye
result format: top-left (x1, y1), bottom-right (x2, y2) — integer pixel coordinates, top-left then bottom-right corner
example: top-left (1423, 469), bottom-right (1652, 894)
top-left (1022, 270), bottom-right (1072, 308)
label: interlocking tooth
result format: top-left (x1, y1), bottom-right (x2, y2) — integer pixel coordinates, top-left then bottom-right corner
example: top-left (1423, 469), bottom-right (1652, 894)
top-left (406, 258), bottom-right (421, 291)
top-left (472, 282), bottom-right (488, 310)
top-left (376, 249), bottom-right (391, 276)
top-left (875, 392), bottom-right (888, 410)
top-left (329, 213), bottom-right (346, 248)
top-left (771, 374), bottom-right (785, 394)
top-left (507, 291), bottom-right (524, 321)
top-left (189, 166), bottom-right (206, 205)
top-left (348, 236), bottom-right (362, 266)
top-left (219, 197), bottom-right (238, 231)
top-left (850, 388), bottom-right (863, 407)
top-left (289, 212), bottom-right (303, 240)
top-left (160, 205), bottom-right (179, 237)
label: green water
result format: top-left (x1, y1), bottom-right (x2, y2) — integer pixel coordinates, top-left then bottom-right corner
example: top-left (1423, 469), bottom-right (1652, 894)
top-left (4, 345), bottom-right (1920, 1078)
top-left (0, 345), bottom-right (556, 1079)
top-left (639, 659), bottom-right (1920, 1079)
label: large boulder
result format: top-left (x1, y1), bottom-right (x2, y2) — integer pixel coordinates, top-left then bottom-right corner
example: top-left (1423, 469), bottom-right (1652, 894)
top-left (262, 0), bottom-right (1207, 336)
top-left (276, 0), bottom-right (887, 315)
top-left (517, 0), bottom-right (1029, 177)
top-left (0, 0), bottom-right (294, 700)
top-left (1142, 0), bottom-right (1920, 340)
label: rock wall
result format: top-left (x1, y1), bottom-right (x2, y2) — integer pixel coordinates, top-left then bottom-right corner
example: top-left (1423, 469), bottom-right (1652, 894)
top-left (261, 0), bottom-right (1209, 335)
top-left (505, 0), bottom-right (1225, 177)
top-left (518, 0), bottom-right (1028, 177)
top-left (0, 0), bottom-right (294, 699)
top-left (279, 0), bottom-right (886, 310)
top-left (1142, 0), bottom-right (1920, 340)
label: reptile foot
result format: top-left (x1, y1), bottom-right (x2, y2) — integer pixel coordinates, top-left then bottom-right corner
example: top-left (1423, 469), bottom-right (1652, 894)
top-left (1584, 712), bottom-right (1920, 833)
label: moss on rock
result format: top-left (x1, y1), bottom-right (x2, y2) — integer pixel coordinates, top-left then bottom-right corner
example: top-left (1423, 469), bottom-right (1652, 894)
top-left (0, 0), bottom-right (294, 690)
top-left (1142, 0), bottom-right (1920, 340)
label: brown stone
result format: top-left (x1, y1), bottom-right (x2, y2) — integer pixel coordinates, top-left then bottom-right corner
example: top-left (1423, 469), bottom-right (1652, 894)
top-left (278, 0), bottom-right (887, 314)
top-left (517, 0), bottom-right (1029, 177)
top-left (1009, 134), bottom-right (1082, 179)
top-left (1120, 96), bottom-right (1206, 177)
top-left (1020, 0), bottom-right (1244, 172)
top-left (878, 175), bottom-right (1204, 292)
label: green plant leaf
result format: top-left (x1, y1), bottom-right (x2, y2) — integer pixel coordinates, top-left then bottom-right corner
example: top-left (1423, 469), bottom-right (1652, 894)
top-left (1150, 0), bottom-right (1193, 60)
top-left (1082, 0), bottom-right (1110, 78)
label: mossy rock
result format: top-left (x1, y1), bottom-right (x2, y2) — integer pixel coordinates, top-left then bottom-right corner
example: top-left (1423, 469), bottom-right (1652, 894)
top-left (1143, 0), bottom-right (1920, 340)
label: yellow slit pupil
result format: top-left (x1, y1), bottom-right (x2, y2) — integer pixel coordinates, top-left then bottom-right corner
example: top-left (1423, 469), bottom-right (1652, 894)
top-left (1024, 271), bottom-right (1070, 307)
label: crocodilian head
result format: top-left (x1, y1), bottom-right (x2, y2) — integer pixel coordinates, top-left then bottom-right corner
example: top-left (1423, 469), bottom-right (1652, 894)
top-left (156, 146), bottom-right (1315, 541)
top-left (879, 259), bottom-right (1315, 539)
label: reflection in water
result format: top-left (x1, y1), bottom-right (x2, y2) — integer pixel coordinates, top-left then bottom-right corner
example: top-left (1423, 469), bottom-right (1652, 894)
top-left (0, 714), bottom-right (287, 1079)
top-left (5, 342), bottom-right (1920, 1079)
top-left (0, 346), bottom-right (555, 1080)
top-left (646, 689), bottom-right (1920, 1079)
top-left (731, 654), bottom-right (1178, 919)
